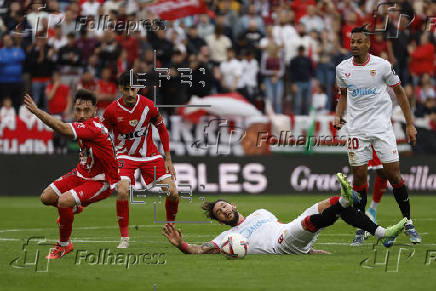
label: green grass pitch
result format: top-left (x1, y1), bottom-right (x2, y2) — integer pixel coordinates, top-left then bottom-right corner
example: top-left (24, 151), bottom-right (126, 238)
top-left (1, 195), bottom-right (435, 291)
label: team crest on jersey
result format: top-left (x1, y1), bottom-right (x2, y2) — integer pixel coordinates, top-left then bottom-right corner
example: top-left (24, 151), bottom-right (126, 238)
top-left (118, 117), bottom-right (124, 122)
top-left (345, 73), bottom-right (351, 78)
top-left (370, 69), bottom-right (376, 77)
top-left (129, 119), bottom-right (138, 126)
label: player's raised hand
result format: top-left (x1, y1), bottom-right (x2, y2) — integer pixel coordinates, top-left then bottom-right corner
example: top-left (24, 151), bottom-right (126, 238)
top-left (24, 93), bottom-right (38, 114)
top-left (406, 124), bottom-right (417, 146)
top-left (165, 159), bottom-right (176, 180)
top-left (162, 223), bottom-right (183, 247)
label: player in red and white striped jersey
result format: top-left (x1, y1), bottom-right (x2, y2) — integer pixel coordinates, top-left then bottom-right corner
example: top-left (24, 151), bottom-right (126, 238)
top-left (24, 90), bottom-right (120, 259)
top-left (102, 72), bottom-right (179, 248)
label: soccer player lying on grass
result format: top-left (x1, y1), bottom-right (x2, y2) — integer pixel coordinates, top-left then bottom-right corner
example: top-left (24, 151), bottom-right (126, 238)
top-left (162, 174), bottom-right (407, 255)
top-left (24, 90), bottom-right (120, 259)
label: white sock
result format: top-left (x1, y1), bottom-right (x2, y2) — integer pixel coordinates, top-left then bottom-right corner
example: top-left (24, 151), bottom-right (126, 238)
top-left (59, 241), bottom-right (70, 246)
top-left (406, 219), bottom-right (413, 225)
top-left (370, 201), bottom-right (378, 210)
top-left (375, 226), bottom-right (386, 238)
top-left (339, 197), bottom-right (350, 208)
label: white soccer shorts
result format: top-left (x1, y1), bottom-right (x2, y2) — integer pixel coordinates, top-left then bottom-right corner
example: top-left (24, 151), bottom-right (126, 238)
top-left (276, 203), bottom-right (320, 255)
top-left (347, 130), bottom-right (399, 167)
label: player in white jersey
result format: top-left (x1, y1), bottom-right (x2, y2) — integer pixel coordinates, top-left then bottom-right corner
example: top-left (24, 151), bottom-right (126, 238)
top-left (335, 26), bottom-right (421, 246)
top-left (162, 174), bottom-right (407, 254)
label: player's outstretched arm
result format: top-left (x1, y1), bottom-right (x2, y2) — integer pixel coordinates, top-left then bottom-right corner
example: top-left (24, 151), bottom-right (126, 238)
top-left (24, 94), bottom-right (75, 138)
top-left (152, 114), bottom-right (176, 180)
top-left (393, 85), bottom-right (417, 146)
top-left (162, 223), bottom-right (220, 254)
top-left (334, 88), bottom-right (347, 129)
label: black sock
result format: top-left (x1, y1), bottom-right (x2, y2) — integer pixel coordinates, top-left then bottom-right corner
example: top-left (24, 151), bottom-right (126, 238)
top-left (309, 203), bottom-right (343, 229)
top-left (393, 182), bottom-right (411, 219)
top-left (340, 207), bottom-right (378, 235)
top-left (353, 186), bottom-right (367, 212)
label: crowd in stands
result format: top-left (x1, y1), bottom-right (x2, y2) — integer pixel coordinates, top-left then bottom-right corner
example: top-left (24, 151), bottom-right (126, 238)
top-left (0, 0), bottom-right (435, 131)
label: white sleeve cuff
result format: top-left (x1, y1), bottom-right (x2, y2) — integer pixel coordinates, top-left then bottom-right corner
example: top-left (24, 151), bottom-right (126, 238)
top-left (68, 123), bottom-right (77, 140)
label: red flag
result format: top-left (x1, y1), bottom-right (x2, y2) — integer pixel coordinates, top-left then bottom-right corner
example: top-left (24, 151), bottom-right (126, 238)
top-left (147, 0), bottom-right (208, 21)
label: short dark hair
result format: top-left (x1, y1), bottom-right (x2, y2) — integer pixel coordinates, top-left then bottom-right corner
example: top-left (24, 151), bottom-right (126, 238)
top-left (351, 26), bottom-right (369, 38)
top-left (201, 199), bottom-right (230, 220)
top-left (118, 70), bottom-right (138, 87)
top-left (74, 88), bottom-right (96, 105)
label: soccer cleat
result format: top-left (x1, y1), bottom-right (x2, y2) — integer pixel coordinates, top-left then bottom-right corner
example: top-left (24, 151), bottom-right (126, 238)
top-left (382, 217), bottom-right (407, 248)
top-left (117, 237), bottom-right (129, 248)
top-left (350, 229), bottom-right (365, 246)
top-left (336, 173), bottom-right (361, 206)
top-left (404, 222), bottom-right (422, 244)
top-left (46, 241), bottom-right (74, 259)
top-left (56, 205), bottom-right (83, 225)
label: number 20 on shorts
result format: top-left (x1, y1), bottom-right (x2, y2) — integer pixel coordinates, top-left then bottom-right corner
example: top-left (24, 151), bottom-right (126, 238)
top-left (347, 137), bottom-right (359, 150)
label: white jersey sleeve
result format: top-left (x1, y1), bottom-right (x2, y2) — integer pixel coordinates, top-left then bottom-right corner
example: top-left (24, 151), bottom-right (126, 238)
top-left (336, 64), bottom-right (347, 88)
top-left (382, 61), bottom-right (401, 87)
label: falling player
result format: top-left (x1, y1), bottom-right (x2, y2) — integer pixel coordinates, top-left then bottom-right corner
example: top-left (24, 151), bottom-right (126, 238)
top-left (335, 26), bottom-right (421, 246)
top-left (162, 173), bottom-right (407, 255)
top-left (103, 71), bottom-right (179, 248)
top-left (23, 90), bottom-right (120, 259)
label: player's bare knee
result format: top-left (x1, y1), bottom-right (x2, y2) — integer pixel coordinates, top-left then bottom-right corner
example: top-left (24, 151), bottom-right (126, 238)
top-left (117, 180), bottom-right (130, 200)
top-left (58, 193), bottom-right (76, 208)
top-left (41, 187), bottom-right (58, 206)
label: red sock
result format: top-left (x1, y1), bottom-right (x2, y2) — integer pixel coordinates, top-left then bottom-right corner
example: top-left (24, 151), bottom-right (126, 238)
top-left (329, 196), bottom-right (340, 205)
top-left (116, 199), bottom-right (129, 237)
top-left (165, 197), bottom-right (179, 222)
top-left (373, 176), bottom-right (387, 203)
top-left (58, 207), bottom-right (74, 243)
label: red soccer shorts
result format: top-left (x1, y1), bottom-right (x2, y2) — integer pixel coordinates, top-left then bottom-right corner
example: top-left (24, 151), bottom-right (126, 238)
top-left (118, 156), bottom-right (171, 186)
top-left (50, 170), bottom-right (113, 207)
top-left (368, 146), bottom-right (383, 170)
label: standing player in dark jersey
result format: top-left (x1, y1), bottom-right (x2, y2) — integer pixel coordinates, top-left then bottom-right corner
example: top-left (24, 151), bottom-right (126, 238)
top-left (24, 89), bottom-right (120, 259)
top-left (103, 72), bottom-right (179, 248)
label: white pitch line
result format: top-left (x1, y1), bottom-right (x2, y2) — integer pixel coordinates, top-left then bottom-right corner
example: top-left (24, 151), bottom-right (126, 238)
top-left (0, 224), bottom-right (162, 233)
top-left (316, 242), bottom-right (436, 246)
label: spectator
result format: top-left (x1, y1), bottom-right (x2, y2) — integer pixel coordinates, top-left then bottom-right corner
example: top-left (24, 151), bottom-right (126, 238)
top-left (241, 50), bottom-right (259, 103)
top-left (48, 25), bottom-right (67, 51)
top-left (0, 97), bottom-right (16, 122)
top-left (95, 67), bottom-right (117, 111)
top-left (197, 14), bottom-right (214, 39)
top-left (103, 0), bottom-right (123, 15)
top-left (409, 32), bottom-right (435, 85)
top-left (77, 70), bottom-right (97, 92)
top-left (271, 11), bottom-right (297, 48)
top-left (186, 26), bottom-right (207, 55)
top-left (149, 30), bottom-right (174, 66)
top-left (235, 3), bottom-right (265, 38)
top-left (95, 31), bottom-right (121, 73)
top-left (117, 30), bottom-right (139, 67)
top-left (219, 47), bottom-right (244, 93)
top-left (60, 9), bottom-right (78, 36)
top-left (81, 0), bottom-right (101, 17)
top-left (290, 0), bottom-right (317, 23)
top-left (206, 25), bottom-right (232, 64)
top-left (261, 43), bottom-right (285, 113)
top-left (312, 82), bottom-right (328, 113)
top-left (0, 34), bottom-right (25, 113)
top-left (237, 20), bottom-right (263, 56)
top-left (289, 45), bottom-right (313, 115)
top-left (416, 74), bottom-right (436, 103)
top-left (186, 55), bottom-right (213, 98)
top-left (76, 29), bottom-right (98, 66)
top-left (45, 71), bottom-right (72, 117)
top-left (316, 52), bottom-right (335, 111)
top-left (26, 2), bottom-right (50, 35)
top-left (300, 5), bottom-right (324, 33)
top-left (57, 32), bottom-right (81, 92)
top-left (27, 36), bottom-right (55, 111)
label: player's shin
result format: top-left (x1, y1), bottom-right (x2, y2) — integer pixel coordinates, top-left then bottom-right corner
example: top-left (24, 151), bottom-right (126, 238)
top-left (116, 199), bottom-right (129, 237)
top-left (305, 203), bottom-right (344, 232)
top-left (340, 207), bottom-right (379, 236)
top-left (353, 184), bottom-right (368, 211)
top-left (165, 196), bottom-right (179, 222)
top-left (58, 207), bottom-right (74, 245)
top-left (392, 179), bottom-right (411, 219)
top-left (371, 176), bottom-right (387, 209)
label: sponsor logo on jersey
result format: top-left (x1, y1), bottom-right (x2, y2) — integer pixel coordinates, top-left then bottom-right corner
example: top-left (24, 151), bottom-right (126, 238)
top-left (129, 119), bottom-right (138, 127)
top-left (118, 127), bottom-right (147, 140)
top-left (117, 117), bottom-right (124, 122)
top-left (347, 85), bottom-right (377, 97)
top-left (370, 69), bottom-right (376, 77)
top-left (345, 72), bottom-right (351, 78)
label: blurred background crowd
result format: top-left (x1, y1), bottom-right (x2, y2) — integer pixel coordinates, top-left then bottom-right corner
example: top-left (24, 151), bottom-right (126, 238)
top-left (0, 0), bottom-right (435, 129)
